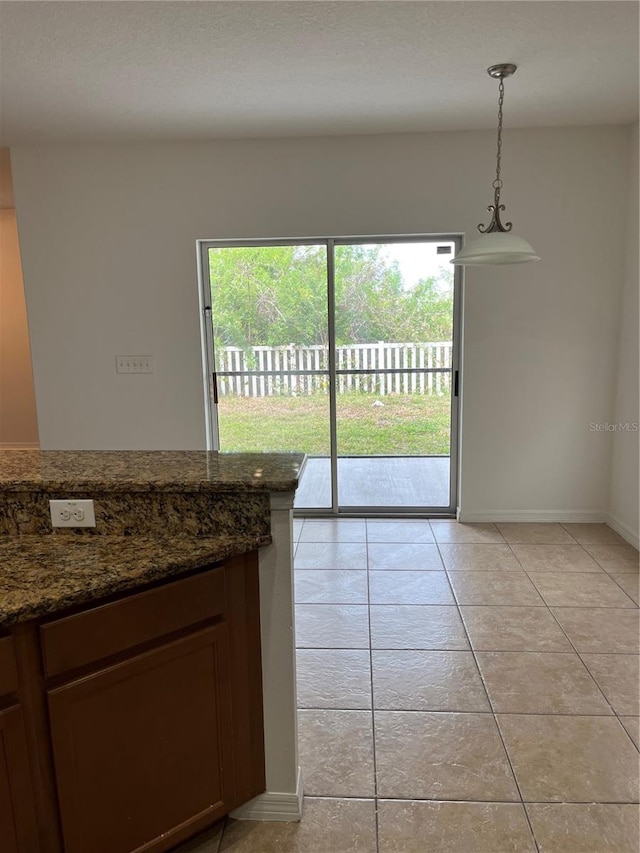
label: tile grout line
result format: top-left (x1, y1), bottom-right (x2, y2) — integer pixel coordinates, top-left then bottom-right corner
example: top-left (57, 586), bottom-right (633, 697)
top-left (523, 552), bottom-right (639, 610)
top-left (509, 540), bottom-right (637, 730)
top-left (511, 540), bottom-right (640, 742)
top-left (507, 539), bottom-right (640, 755)
top-left (601, 571), bottom-right (639, 606)
top-left (365, 519), bottom-right (382, 853)
top-left (299, 601), bottom-right (639, 612)
top-left (559, 522), bottom-right (636, 554)
top-left (293, 519), bottom-right (379, 839)
top-left (293, 520), bottom-right (639, 847)
top-left (530, 595), bottom-right (640, 753)
top-left (432, 526), bottom-right (542, 853)
top-left (301, 792), bottom-right (640, 804)
top-left (298, 705), bottom-right (632, 718)
top-left (301, 792), bottom-right (640, 805)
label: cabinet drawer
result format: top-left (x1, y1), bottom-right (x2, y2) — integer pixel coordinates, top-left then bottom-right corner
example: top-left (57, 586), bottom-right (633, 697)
top-left (41, 567), bottom-right (226, 679)
top-left (0, 636), bottom-right (18, 699)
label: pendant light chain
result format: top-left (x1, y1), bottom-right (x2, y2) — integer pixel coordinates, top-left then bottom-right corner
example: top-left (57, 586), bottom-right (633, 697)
top-left (494, 76), bottom-right (505, 189)
top-left (451, 61), bottom-right (540, 265)
top-left (478, 69), bottom-right (512, 234)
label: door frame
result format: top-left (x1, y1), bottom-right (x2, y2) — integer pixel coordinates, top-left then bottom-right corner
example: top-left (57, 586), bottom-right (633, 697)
top-left (197, 234), bottom-right (463, 517)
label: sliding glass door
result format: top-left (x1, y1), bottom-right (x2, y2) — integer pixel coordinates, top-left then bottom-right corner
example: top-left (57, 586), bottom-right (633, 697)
top-left (333, 240), bottom-right (457, 511)
top-left (199, 236), bottom-right (461, 515)
top-left (202, 242), bottom-right (332, 509)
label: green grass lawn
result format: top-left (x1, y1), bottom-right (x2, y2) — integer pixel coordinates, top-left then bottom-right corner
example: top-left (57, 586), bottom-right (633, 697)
top-left (217, 392), bottom-right (451, 456)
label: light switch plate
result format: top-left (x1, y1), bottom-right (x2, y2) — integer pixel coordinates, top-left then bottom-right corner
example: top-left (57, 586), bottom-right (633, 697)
top-left (116, 355), bottom-right (154, 374)
top-left (50, 499), bottom-right (96, 528)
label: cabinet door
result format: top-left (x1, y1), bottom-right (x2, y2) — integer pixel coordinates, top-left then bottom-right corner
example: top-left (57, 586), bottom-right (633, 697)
top-left (0, 705), bottom-right (39, 853)
top-left (47, 624), bottom-right (234, 853)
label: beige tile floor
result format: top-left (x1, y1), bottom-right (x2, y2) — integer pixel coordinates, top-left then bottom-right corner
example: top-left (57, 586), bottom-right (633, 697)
top-left (180, 520), bottom-right (640, 852)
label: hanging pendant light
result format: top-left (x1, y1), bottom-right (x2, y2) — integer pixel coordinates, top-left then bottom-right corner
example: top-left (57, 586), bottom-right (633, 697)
top-left (452, 64), bottom-right (540, 266)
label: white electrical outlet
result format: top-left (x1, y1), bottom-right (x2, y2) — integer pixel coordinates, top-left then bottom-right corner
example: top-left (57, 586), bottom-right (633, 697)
top-left (116, 355), bottom-right (154, 374)
top-left (50, 499), bottom-right (96, 528)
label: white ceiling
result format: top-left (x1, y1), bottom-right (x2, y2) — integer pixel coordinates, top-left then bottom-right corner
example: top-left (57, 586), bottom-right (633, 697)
top-left (0, 1), bottom-right (637, 145)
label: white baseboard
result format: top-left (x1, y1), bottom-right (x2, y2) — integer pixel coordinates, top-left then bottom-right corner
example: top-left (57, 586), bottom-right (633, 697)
top-left (0, 442), bottom-right (39, 450)
top-left (229, 766), bottom-right (304, 822)
top-left (458, 509), bottom-right (607, 523)
top-left (606, 513), bottom-right (640, 550)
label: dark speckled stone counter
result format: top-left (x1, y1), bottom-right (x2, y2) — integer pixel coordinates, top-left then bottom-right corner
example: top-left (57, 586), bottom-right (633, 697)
top-left (0, 450), bottom-right (305, 536)
top-left (0, 450), bottom-right (304, 493)
top-left (1, 488), bottom-right (273, 537)
top-left (0, 450), bottom-right (304, 626)
top-left (0, 533), bottom-right (270, 626)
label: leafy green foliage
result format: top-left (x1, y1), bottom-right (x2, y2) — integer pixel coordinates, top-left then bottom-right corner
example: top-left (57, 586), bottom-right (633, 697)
top-left (208, 243), bottom-right (453, 349)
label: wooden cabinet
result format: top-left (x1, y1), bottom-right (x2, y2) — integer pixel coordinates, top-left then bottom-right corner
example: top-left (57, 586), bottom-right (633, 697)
top-left (0, 636), bottom-right (39, 853)
top-left (48, 624), bottom-right (234, 853)
top-left (7, 550), bottom-right (265, 853)
top-left (0, 705), bottom-right (39, 853)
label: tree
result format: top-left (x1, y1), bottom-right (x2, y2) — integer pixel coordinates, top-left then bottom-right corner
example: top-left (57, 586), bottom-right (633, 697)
top-left (208, 243), bottom-right (453, 349)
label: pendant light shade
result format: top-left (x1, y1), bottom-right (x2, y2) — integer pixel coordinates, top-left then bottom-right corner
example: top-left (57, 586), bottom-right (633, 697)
top-left (452, 63), bottom-right (539, 267)
top-left (451, 232), bottom-right (540, 266)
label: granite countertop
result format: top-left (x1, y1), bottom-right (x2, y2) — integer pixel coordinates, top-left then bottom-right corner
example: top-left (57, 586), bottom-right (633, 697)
top-left (0, 450), bottom-right (298, 626)
top-left (0, 450), bottom-right (306, 493)
top-left (0, 532), bottom-right (270, 626)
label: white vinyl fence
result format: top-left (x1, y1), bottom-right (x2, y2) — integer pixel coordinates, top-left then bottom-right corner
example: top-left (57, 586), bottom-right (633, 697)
top-left (216, 342), bottom-right (453, 397)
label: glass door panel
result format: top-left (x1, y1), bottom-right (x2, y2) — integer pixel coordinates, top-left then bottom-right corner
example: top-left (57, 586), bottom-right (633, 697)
top-left (333, 240), bottom-right (456, 511)
top-left (203, 237), bottom-right (459, 515)
top-left (207, 243), bottom-right (332, 509)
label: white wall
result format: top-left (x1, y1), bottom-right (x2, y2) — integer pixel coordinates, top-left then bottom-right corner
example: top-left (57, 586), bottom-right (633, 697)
top-left (0, 208), bottom-right (39, 447)
top-left (609, 123), bottom-right (639, 545)
top-left (10, 126), bottom-right (631, 517)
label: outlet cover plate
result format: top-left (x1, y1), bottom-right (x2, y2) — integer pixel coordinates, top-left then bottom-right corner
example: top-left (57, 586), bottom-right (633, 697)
top-left (50, 499), bottom-right (96, 528)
